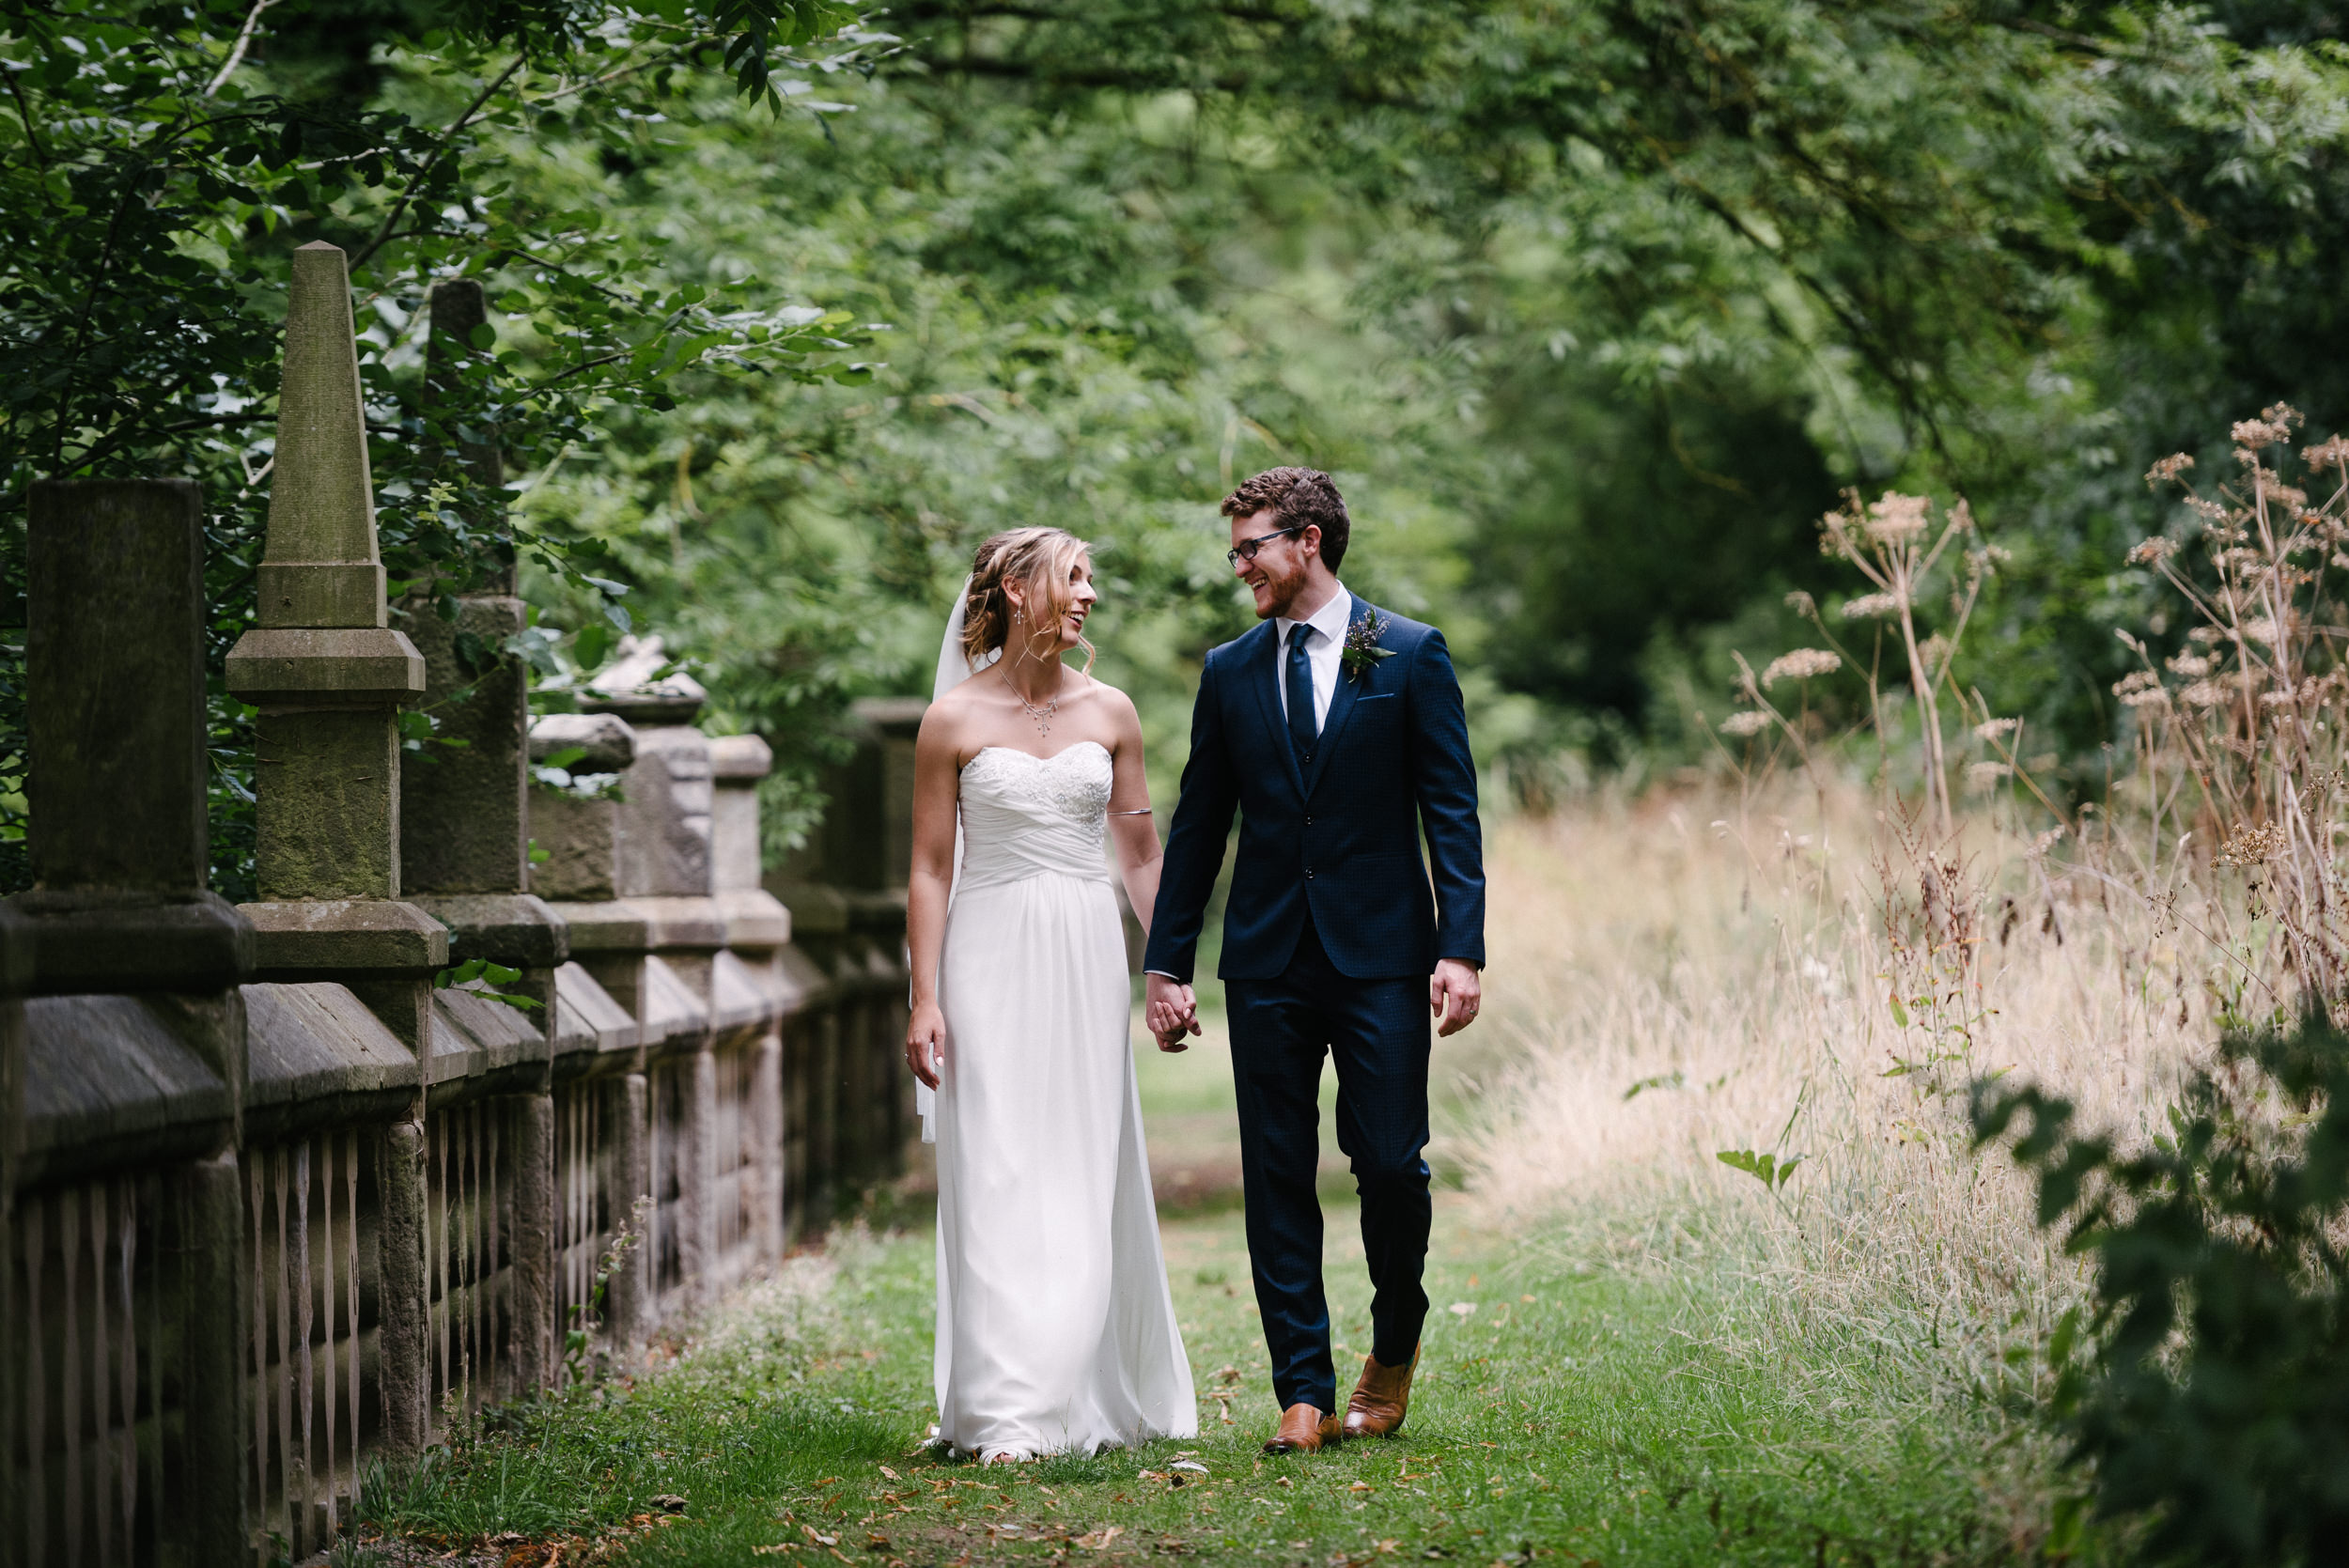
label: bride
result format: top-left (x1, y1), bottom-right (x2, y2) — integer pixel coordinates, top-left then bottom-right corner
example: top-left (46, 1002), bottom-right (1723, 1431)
top-left (904, 526), bottom-right (1198, 1462)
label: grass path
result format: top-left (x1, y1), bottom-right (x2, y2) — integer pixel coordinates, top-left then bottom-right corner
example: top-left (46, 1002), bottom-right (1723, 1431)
top-left (368, 1192), bottom-right (2072, 1567)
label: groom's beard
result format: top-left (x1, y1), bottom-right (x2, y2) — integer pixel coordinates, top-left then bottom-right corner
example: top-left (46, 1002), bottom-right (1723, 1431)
top-left (1248, 564), bottom-right (1309, 620)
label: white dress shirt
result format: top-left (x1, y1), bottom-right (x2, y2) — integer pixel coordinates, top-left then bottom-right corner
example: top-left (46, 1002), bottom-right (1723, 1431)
top-left (1275, 582), bottom-right (1351, 734)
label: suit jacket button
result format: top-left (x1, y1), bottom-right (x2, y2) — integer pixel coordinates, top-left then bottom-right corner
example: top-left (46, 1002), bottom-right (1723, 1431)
top-left (1303, 751), bottom-right (1315, 764)
top-left (1305, 867), bottom-right (1315, 879)
top-left (1304, 815), bottom-right (1314, 825)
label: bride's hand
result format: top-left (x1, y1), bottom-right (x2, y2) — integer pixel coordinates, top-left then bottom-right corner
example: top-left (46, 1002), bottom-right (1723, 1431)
top-left (906, 1002), bottom-right (945, 1089)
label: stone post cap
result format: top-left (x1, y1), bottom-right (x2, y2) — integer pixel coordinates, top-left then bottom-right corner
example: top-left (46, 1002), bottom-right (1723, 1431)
top-left (5, 889), bottom-right (255, 995)
top-left (529, 711), bottom-right (637, 772)
top-left (259, 241), bottom-right (389, 630)
top-left (851, 695), bottom-right (930, 737)
top-left (580, 633), bottom-right (707, 725)
top-left (226, 625), bottom-right (426, 706)
top-left (240, 897), bottom-right (449, 975)
top-left (708, 734), bottom-right (773, 782)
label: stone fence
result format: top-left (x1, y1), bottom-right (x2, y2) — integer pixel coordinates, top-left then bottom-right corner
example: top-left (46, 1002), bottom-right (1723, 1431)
top-left (0, 244), bottom-right (914, 1567)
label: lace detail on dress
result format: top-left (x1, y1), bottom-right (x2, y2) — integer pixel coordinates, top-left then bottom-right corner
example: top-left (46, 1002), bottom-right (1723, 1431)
top-left (959, 742), bottom-right (1112, 851)
top-left (955, 741), bottom-right (1112, 889)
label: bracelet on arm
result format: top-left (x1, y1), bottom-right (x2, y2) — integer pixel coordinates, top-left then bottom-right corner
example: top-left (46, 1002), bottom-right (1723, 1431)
top-left (1109, 807), bottom-right (1155, 815)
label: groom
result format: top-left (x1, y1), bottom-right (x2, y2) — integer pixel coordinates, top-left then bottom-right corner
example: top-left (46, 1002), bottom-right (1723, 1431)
top-left (1145, 467), bottom-right (1486, 1455)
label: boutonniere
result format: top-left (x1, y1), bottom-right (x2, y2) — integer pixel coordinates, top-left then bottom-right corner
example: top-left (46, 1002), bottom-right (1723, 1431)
top-left (1341, 610), bottom-right (1395, 683)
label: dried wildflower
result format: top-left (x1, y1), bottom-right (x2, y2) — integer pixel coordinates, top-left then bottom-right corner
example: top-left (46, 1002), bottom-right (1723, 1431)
top-left (1965, 761), bottom-right (2013, 790)
top-left (2029, 826), bottom-right (2066, 858)
top-left (2233, 408), bottom-right (2299, 449)
top-left (2127, 536), bottom-right (2176, 566)
top-left (2302, 435), bottom-right (2349, 470)
top-left (2145, 453), bottom-right (2195, 487)
top-left (1761, 648), bottom-right (1842, 689)
top-left (1783, 590), bottom-right (1817, 618)
top-left (1840, 591), bottom-right (1906, 620)
top-left (2186, 496), bottom-right (2230, 523)
top-left (2215, 821), bottom-right (2286, 867)
top-left (2261, 689), bottom-right (2298, 709)
top-left (1917, 632), bottom-right (1952, 671)
top-left (2113, 670), bottom-right (2170, 709)
top-left (1864, 491), bottom-right (1932, 544)
top-left (2167, 652), bottom-right (2212, 679)
top-left (2241, 616), bottom-right (2282, 646)
top-left (1719, 710), bottom-right (1772, 738)
top-left (2181, 680), bottom-right (2229, 708)
top-left (1975, 717), bottom-right (2020, 740)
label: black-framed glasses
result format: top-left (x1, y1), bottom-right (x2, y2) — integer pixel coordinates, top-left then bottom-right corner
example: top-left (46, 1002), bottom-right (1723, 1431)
top-left (1227, 525), bottom-right (1304, 566)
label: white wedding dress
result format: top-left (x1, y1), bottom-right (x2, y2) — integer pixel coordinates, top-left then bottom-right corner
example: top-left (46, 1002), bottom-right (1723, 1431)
top-left (931, 739), bottom-right (1197, 1458)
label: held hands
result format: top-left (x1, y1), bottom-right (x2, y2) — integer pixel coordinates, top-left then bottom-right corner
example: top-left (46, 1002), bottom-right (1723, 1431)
top-left (1144, 972), bottom-right (1201, 1052)
top-left (906, 1001), bottom-right (945, 1089)
top-left (1431, 958), bottom-right (1483, 1038)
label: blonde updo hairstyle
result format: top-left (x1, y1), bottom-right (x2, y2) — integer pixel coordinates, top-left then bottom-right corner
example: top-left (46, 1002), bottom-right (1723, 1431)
top-left (960, 526), bottom-right (1096, 674)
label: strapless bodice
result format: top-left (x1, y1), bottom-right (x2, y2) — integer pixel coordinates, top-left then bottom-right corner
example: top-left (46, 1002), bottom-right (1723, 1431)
top-left (956, 741), bottom-right (1112, 892)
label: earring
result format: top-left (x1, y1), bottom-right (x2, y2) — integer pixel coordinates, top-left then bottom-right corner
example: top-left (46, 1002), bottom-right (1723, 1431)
top-left (1013, 607), bottom-right (1023, 624)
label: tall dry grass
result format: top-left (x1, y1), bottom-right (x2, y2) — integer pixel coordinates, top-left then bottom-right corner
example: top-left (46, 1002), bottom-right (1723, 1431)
top-left (1464, 780), bottom-right (2215, 1391)
top-left (1463, 409), bottom-right (2349, 1392)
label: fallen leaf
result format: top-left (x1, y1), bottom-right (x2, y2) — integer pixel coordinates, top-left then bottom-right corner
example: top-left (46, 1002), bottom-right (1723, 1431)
top-left (1171, 1460), bottom-right (1209, 1475)
top-left (879, 1466), bottom-right (901, 1482)
top-left (653, 1494), bottom-right (688, 1514)
top-left (1448, 1302), bottom-right (1477, 1317)
top-left (1138, 1469), bottom-right (1171, 1483)
top-left (752, 1547), bottom-right (794, 1558)
top-left (1348, 1481), bottom-right (1373, 1495)
top-left (866, 1532), bottom-right (893, 1549)
top-left (1076, 1526), bottom-right (1125, 1551)
top-left (802, 1526), bottom-right (839, 1546)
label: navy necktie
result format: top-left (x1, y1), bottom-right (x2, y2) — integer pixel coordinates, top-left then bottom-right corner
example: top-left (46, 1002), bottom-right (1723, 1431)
top-left (1285, 623), bottom-right (1318, 763)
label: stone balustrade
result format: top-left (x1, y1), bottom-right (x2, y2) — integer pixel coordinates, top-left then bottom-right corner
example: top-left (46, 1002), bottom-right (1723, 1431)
top-left (0, 249), bottom-right (912, 1568)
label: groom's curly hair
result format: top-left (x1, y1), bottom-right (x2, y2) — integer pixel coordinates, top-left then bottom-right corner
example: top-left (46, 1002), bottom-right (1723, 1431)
top-left (1222, 467), bottom-right (1351, 572)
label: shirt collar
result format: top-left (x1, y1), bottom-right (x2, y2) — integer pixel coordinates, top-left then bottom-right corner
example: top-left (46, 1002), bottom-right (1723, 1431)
top-left (1281, 582), bottom-right (1352, 648)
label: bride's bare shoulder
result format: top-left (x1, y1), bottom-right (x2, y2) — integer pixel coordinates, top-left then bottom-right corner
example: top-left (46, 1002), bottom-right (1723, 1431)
top-left (918, 682), bottom-right (991, 749)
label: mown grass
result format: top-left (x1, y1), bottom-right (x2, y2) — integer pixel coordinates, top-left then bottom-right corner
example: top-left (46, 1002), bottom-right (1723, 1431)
top-left (363, 1197), bottom-right (2105, 1567)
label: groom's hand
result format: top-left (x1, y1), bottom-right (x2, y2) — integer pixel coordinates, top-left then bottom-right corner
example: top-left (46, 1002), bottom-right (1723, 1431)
top-left (1431, 958), bottom-right (1482, 1038)
top-left (1144, 973), bottom-right (1201, 1051)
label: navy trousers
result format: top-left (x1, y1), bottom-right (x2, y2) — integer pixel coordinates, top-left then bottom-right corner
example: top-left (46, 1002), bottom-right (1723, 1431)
top-left (1225, 913), bottom-right (1432, 1413)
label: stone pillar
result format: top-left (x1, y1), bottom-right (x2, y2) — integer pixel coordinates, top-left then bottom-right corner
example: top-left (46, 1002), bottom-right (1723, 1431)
top-left (225, 241), bottom-right (443, 1454)
top-left (398, 278), bottom-right (569, 1397)
top-left (15, 481), bottom-right (253, 993)
top-left (711, 736), bottom-right (790, 1264)
top-left (3, 478), bottom-right (254, 1565)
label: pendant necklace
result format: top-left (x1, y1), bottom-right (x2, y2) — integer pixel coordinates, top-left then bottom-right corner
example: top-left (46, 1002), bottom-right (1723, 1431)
top-left (1004, 667), bottom-right (1058, 739)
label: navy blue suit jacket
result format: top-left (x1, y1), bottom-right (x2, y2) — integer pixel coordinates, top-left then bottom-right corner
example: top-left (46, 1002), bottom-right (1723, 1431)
top-left (1144, 595), bottom-right (1486, 983)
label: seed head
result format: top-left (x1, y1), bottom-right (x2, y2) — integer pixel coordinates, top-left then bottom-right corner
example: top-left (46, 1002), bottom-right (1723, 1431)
top-left (2301, 435), bottom-right (2349, 470)
top-left (1864, 491), bottom-right (1932, 544)
top-left (2127, 536), bottom-right (2175, 566)
top-left (1841, 591), bottom-right (1906, 620)
top-left (1718, 710), bottom-right (1772, 738)
top-left (1760, 649), bottom-right (1842, 689)
top-left (2145, 453), bottom-right (2194, 488)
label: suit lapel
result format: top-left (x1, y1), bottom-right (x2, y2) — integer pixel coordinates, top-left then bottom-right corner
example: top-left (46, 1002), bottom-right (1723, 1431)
top-left (1302, 594), bottom-right (1375, 799)
top-left (1243, 621), bottom-right (1307, 800)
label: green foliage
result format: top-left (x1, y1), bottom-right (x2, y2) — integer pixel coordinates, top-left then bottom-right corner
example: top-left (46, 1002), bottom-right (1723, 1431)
top-left (1972, 1008), bottom-right (2349, 1564)
top-left (0, 0), bottom-right (882, 893)
top-left (1715, 1147), bottom-right (1802, 1190)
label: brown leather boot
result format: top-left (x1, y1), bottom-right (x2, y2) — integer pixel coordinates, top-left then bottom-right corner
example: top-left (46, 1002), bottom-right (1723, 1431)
top-left (1342, 1344), bottom-right (1421, 1438)
top-left (1263, 1403), bottom-right (1342, 1454)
